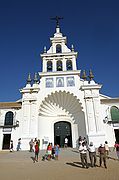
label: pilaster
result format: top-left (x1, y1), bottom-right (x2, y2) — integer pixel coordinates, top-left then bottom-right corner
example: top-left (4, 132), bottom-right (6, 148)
top-left (63, 58), bottom-right (66, 71)
top-left (81, 82), bottom-right (103, 135)
top-left (43, 58), bottom-right (47, 72)
top-left (72, 56), bottom-right (77, 70)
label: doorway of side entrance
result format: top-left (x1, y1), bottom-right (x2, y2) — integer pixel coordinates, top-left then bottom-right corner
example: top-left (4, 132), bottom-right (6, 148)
top-left (114, 129), bottom-right (119, 143)
top-left (2, 134), bottom-right (11, 150)
top-left (54, 121), bottom-right (72, 148)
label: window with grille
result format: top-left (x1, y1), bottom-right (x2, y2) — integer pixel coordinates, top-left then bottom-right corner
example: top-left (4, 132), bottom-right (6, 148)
top-left (66, 60), bottom-right (72, 70)
top-left (57, 60), bottom-right (62, 71)
top-left (56, 44), bottom-right (62, 53)
top-left (4, 111), bottom-right (13, 126)
top-left (47, 61), bottom-right (52, 72)
top-left (111, 106), bottom-right (119, 123)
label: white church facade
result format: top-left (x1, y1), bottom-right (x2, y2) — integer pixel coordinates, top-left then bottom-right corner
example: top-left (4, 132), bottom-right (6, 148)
top-left (0, 21), bottom-right (119, 151)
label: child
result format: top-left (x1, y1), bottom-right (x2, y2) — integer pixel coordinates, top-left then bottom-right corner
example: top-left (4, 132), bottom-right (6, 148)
top-left (54, 144), bottom-right (60, 160)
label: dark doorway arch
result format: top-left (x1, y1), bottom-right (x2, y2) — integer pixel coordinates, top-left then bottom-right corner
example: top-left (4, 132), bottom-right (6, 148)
top-left (2, 134), bottom-right (11, 149)
top-left (54, 121), bottom-right (72, 147)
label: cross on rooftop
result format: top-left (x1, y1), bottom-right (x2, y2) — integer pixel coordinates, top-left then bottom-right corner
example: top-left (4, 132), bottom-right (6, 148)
top-left (51, 16), bottom-right (63, 27)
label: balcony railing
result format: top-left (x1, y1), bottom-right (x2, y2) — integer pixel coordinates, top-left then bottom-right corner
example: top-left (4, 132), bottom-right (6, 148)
top-left (0, 121), bottom-right (19, 128)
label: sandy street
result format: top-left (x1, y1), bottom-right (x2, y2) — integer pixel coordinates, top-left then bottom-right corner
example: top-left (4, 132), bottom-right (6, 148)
top-left (0, 148), bottom-right (119, 180)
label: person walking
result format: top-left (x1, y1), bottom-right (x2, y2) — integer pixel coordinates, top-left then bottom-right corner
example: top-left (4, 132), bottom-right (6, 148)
top-left (10, 140), bottom-right (13, 152)
top-left (88, 142), bottom-right (97, 167)
top-left (34, 141), bottom-right (39, 163)
top-left (98, 144), bottom-right (107, 169)
top-left (79, 142), bottom-right (89, 168)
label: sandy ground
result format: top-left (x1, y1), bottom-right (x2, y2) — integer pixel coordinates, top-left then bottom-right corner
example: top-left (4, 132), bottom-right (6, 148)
top-left (0, 148), bottom-right (119, 180)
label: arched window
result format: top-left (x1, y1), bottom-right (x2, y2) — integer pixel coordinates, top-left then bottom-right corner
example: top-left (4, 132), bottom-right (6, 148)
top-left (110, 106), bottom-right (119, 123)
top-left (66, 60), bottom-right (72, 70)
top-left (56, 44), bottom-right (62, 53)
top-left (4, 111), bottom-right (13, 126)
top-left (47, 61), bottom-right (52, 72)
top-left (57, 60), bottom-right (62, 71)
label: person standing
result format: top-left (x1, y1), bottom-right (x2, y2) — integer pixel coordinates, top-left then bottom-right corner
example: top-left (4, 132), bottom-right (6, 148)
top-left (29, 139), bottom-right (34, 152)
top-left (64, 137), bottom-right (68, 148)
top-left (78, 136), bottom-right (84, 147)
top-left (79, 142), bottom-right (89, 168)
top-left (104, 141), bottom-right (110, 158)
top-left (17, 138), bottom-right (21, 151)
top-left (10, 140), bottom-right (13, 152)
top-left (88, 142), bottom-right (97, 167)
top-left (54, 144), bottom-right (60, 160)
top-left (47, 143), bottom-right (52, 160)
top-left (98, 144), bottom-right (107, 168)
top-left (34, 141), bottom-right (39, 163)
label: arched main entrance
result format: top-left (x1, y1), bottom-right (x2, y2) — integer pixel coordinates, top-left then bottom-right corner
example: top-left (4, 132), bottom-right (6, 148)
top-left (54, 121), bottom-right (72, 147)
top-left (39, 91), bottom-right (84, 148)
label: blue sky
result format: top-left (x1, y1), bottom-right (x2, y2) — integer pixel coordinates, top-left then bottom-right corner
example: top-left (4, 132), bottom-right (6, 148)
top-left (0, 0), bottom-right (119, 102)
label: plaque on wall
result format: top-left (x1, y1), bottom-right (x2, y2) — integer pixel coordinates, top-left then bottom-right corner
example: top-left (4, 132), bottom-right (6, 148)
top-left (3, 128), bottom-right (12, 132)
top-left (67, 76), bottom-right (75, 87)
top-left (56, 77), bottom-right (64, 87)
top-left (46, 78), bottom-right (54, 88)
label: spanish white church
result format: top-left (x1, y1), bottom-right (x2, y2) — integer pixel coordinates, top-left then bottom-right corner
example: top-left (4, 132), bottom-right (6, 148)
top-left (0, 19), bottom-right (119, 150)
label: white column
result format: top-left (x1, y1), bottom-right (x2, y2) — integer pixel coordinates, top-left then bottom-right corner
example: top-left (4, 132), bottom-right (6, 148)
top-left (85, 98), bottom-right (96, 134)
top-left (72, 123), bottom-right (78, 148)
top-left (43, 58), bottom-right (47, 72)
top-left (63, 58), bottom-right (66, 71)
top-left (72, 56), bottom-right (77, 70)
top-left (52, 44), bottom-right (56, 53)
top-left (93, 98), bottom-right (102, 132)
top-left (22, 101), bottom-right (30, 135)
top-left (53, 58), bottom-right (56, 72)
top-left (29, 102), bottom-right (38, 137)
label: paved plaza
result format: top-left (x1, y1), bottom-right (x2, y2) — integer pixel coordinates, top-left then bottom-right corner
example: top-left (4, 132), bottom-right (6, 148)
top-left (0, 148), bottom-right (119, 180)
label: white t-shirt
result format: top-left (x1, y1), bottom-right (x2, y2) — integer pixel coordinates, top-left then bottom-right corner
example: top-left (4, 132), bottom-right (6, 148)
top-left (79, 145), bottom-right (87, 154)
top-left (104, 144), bottom-right (109, 151)
top-left (65, 138), bottom-right (68, 144)
top-left (88, 145), bottom-right (96, 152)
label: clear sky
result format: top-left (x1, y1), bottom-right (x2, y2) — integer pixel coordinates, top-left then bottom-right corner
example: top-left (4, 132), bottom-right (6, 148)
top-left (0, 0), bottom-right (119, 102)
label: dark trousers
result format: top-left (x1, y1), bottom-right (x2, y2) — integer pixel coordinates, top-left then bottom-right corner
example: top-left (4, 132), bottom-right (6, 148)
top-left (35, 152), bottom-right (39, 161)
top-left (99, 154), bottom-right (107, 168)
top-left (80, 153), bottom-right (88, 168)
top-left (30, 145), bottom-right (33, 152)
top-left (89, 152), bottom-right (96, 167)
